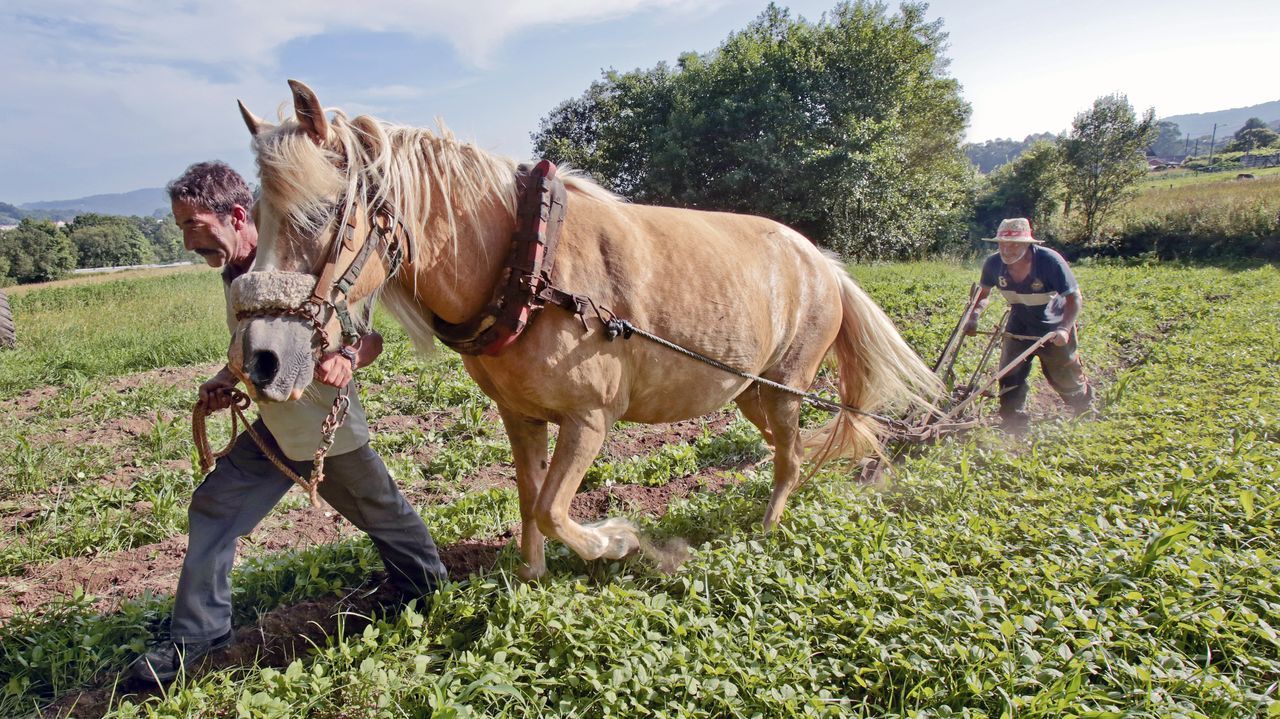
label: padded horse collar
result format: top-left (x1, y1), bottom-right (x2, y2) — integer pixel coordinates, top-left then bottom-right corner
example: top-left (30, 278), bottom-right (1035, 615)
top-left (431, 159), bottom-right (590, 356)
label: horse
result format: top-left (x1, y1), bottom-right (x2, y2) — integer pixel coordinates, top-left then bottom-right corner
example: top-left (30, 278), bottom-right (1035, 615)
top-left (230, 80), bottom-right (940, 580)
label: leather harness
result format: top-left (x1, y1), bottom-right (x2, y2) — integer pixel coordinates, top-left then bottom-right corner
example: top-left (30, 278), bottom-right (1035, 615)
top-left (431, 159), bottom-right (592, 356)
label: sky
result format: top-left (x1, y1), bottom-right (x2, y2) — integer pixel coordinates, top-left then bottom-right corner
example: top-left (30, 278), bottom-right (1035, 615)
top-left (1, 0), bottom-right (1276, 204)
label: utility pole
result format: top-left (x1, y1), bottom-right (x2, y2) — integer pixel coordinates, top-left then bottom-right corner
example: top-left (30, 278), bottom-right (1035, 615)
top-left (1208, 123), bottom-right (1218, 168)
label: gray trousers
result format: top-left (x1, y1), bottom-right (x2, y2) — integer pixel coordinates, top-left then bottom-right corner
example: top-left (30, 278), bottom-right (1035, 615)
top-left (170, 420), bottom-right (446, 642)
top-left (998, 330), bottom-right (1091, 418)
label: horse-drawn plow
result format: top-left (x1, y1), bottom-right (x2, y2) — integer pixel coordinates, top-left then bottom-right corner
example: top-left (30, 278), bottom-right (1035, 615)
top-left (857, 285), bottom-right (1056, 483)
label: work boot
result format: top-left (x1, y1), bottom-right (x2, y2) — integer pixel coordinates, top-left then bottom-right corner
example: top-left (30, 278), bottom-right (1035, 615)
top-left (1066, 384), bottom-right (1097, 419)
top-left (127, 629), bottom-right (233, 685)
top-left (998, 409), bottom-right (1030, 436)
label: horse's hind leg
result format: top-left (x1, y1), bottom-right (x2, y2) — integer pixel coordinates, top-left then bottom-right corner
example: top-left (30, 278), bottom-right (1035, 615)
top-left (497, 406), bottom-right (550, 581)
top-left (734, 384), bottom-right (777, 448)
top-left (534, 412), bottom-right (641, 569)
top-left (759, 390), bottom-right (805, 530)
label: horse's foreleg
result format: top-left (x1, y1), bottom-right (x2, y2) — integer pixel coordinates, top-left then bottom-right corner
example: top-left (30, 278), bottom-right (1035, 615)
top-left (761, 393), bottom-right (804, 530)
top-left (498, 407), bottom-right (550, 581)
top-left (535, 414), bottom-right (641, 564)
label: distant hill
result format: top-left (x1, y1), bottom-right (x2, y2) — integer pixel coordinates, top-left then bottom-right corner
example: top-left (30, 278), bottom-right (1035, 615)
top-left (1161, 100), bottom-right (1280, 139)
top-left (18, 187), bottom-right (168, 220)
top-left (0, 202), bottom-right (25, 225)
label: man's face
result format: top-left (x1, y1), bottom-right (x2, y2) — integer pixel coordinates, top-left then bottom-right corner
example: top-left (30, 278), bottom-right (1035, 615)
top-left (998, 240), bottom-right (1029, 265)
top-left (172, 198), bottom-right (242, 268)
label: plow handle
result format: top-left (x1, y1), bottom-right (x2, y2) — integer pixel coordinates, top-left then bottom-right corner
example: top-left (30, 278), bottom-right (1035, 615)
top-left (933, 283), bottom-right (983, 375)
top-left (937, 331), bottom-right (1057, 422)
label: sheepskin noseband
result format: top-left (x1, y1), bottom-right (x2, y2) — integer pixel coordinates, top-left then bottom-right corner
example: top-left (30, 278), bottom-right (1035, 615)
top-left (231, 271), bottom-right (318, 314)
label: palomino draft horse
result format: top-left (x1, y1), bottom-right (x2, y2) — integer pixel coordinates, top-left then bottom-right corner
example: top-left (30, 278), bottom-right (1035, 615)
top-left (230, 81), bottom-right (939, 580)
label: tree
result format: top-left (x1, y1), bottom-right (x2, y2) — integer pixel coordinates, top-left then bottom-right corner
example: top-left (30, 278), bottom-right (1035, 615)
top-left (65, 213), bottom-right (154, 269)
top-left (532, 1), bottom-right (972, 258)
top-left (1147, 120), bottom-right (1184, 157)
top-left (0, 219), bottom-right (76, 283)
top-left (973, 140), bottom-right (1063, 241)
top-left (1226, 118), bottom-right (1279, 152)
top-left (136, 214), bottom-right (188, 263)
top-left (965, 133), bottom-right (1057, 174)
top-left (1059, 94), bottom-right (1155, 243)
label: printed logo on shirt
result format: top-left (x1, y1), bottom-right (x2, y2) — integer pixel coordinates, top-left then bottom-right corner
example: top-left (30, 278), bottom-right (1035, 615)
top-left (1030, 278), bottom-right (1044, 292)
top-left (998, 275), bottom-right (1007, 288)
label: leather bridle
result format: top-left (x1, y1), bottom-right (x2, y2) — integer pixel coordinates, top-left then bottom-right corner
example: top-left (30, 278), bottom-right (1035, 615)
top-left (235, 183), bottom-right (413, 353)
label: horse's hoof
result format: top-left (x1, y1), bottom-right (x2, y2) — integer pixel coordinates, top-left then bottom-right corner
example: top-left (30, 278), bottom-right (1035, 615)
top-left (517, 564), bottom-right (547, 582)
top-left (600, 533), bottom-right (641, 560)
top-left (588, 517), bottom-right (641, 559)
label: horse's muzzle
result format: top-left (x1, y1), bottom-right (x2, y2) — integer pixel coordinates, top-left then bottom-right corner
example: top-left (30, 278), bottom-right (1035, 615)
top-left (239, 316), bottom-right (316, 402)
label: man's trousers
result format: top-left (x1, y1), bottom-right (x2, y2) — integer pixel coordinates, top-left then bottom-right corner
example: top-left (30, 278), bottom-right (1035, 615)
top-left (170, 420), bottom-right (446, 642)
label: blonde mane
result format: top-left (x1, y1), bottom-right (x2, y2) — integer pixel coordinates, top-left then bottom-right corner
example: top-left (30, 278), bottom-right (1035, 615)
top-left (250, 108), bottom-right (618, 272)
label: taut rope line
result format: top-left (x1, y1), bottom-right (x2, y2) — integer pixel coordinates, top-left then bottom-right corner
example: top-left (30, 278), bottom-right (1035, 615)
top-left (192, 387), bottom-right (348, 508)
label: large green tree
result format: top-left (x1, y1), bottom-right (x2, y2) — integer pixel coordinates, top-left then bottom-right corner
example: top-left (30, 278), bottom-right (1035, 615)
top-left (1059, 94), bottom-right (1155, 243)
top-left (0, 219), bottom-right (76, 284)
top-left (532, 2), bottom-right (972, 258)
top-left (66, 213), bottom-right (155, 269)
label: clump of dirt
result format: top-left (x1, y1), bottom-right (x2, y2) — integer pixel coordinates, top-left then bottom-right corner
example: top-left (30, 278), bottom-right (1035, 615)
top-left (105, 364), bottom-right (222, 395)
top-left (100, 460), bottom-right (189, 489)
top-left (8, 386), bottom-right (60, 420)
top-left (568, 469), bottom-right (741, 523)
top-left (369, 410), bottom-right (455, 435)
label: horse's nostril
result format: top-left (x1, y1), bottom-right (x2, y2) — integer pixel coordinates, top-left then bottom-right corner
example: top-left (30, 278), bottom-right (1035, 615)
top-left (247, 350), bottom-right (280, 388)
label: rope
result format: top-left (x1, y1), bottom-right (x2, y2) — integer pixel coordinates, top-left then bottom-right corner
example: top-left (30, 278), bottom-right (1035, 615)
top-left (192, 387), bottom-right (337, 508)
top-left (603, 319), bottom-right (916, 435)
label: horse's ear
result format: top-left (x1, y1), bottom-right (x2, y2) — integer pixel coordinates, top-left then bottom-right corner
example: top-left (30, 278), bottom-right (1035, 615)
top-left (287, 79), bottom-right (328, 145)
top-left (351, 116), bottom-right (384, 156)
top-left (238, 99), bottom-right (265, 137)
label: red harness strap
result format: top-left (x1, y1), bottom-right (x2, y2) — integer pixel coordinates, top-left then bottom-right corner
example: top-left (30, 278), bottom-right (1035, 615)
top-left (431, 160), bottom-right (588, 356)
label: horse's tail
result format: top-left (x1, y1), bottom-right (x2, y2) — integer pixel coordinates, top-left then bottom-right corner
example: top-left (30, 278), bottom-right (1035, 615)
top-left (803, 256), bottom-right (942, 473)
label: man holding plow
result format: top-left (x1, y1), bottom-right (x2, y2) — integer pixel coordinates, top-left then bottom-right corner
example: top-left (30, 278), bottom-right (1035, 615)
top-left (964, 217), bottom-right (1094, 434)
top-left (128, 162), bottom-right (446, 684)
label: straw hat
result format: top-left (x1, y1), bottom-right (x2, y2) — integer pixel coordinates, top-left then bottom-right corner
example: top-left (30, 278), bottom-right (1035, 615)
top-left (983, 217), bottom-right (1043, 244)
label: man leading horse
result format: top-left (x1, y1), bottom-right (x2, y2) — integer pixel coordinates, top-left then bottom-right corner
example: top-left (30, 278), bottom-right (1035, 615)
top-left (127, 161), bottom-right (446, 685)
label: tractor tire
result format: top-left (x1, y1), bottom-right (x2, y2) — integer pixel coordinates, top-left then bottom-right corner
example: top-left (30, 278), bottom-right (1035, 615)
top-left (0, 290), bottom-right (14, 349)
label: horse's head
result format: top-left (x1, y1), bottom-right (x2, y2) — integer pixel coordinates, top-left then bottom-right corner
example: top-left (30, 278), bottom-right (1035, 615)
top-left (230, 80), bottom-right (408, 402)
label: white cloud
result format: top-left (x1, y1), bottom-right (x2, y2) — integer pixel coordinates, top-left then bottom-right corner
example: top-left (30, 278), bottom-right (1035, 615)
top-left (0, 0), bottom-right (717, 200)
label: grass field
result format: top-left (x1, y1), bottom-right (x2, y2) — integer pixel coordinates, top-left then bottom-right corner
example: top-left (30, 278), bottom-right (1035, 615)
top-left (0, 260), bottom-right (1277, 717)
top-left (1135, 166), bottom-right (1280, 192)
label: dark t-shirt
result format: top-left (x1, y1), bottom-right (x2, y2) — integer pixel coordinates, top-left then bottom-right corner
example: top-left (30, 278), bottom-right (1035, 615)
top-left (979, 245), bottom-right (1078, 337)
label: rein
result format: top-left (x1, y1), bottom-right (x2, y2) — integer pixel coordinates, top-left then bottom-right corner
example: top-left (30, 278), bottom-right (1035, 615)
top-left (193, 388), bottom-right (342, 507)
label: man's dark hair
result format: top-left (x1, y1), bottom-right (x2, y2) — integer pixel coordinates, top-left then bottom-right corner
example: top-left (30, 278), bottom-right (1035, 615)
top-left (167, 161), bottom-right (253, 222)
